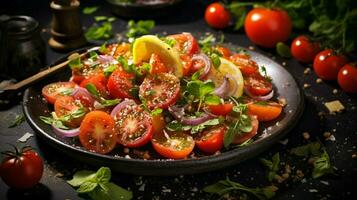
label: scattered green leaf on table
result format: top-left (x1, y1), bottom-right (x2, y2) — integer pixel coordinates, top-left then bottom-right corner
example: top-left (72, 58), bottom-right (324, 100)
top-left (83, 6), bottom-right (99, 15)
top-left (312, 149), bottom-right (334, 178)
top-left (260, 153), bottom-right (280, 182)
top-left (8, 114), bottom-right (25, 128)
top-left (126, 20), bottom-right (155, 40)
top-left (276, 42), bottom-right (291, 58)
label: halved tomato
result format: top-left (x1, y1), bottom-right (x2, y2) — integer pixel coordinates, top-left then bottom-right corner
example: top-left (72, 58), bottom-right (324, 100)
top-left (151, 130), bottom-right (195, 159)
top-left (149, 53), bottom-right (168, 75)
top-left (195, 125), bottom-right (225, 154)
top-left (215, 46), bottom-right (231, 58)
top-left (244, 73), bottom-right (272, 96)
top-left (107, 67), bottom-right (135, 99)
top-left (208, 103), bottom-right (233, 116)
top-left (180, 54), bottom-right (193, 76)
top-left (247, 102), bottom-right (282, 122)
top-left (230, 54), bottom-right (258, 76)
top-left (80, 73), bottom-right (109, 99)
top-left (167, 33), bottom-right (199, 56)
top-left (112, 104), bottom-right (153, 148)
top-left (79, 111), bottom-right (117, 154)
top-left (42, 82), bottom-right (77, 104)
top-left (71, 65), bottom-right (104, 84)
top-left (232, 115), bottom-right (259, 144)
top-left (139, 73), bottom-right (180, 109)
top-left (54, 96), bottom-right (86, 128)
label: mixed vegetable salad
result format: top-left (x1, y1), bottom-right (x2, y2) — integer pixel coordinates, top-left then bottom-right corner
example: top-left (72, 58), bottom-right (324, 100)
top-left (40, 33), bottom-right (283, 159)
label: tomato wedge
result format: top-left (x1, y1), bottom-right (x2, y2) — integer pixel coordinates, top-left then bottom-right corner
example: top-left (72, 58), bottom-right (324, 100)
top-left (113, 104), bottom-right (153, 148)
top-left (195, 126), bottom-right (225, 154)
top-left (54, 96), bottom-right (86, 128)
top-left (79, 111), bottom-right (117, 154)
top-left (247, 102), bottom-right (282, 122)
top-left (42, 82), bottom-right (77, 104)
top-left (244, 73), bottom-right (273, 96)
top-left (180, 54), bottom-right (193, 76)
top-left (107, 67), bottom-right (135, 99)
top-left (139, 73), bottom-right (180, 109)
top-left (230, 54), bottom-right (259, 76)
top-left (232, 115), bottom-right (259, 144)
top-left (80, 73), bottom-right (109, 99)
top-left (149, 53), bottom-right (168, 75)
top-left (167, 33), bottom-right (199, 56)
top-left (208, 103), bottom-right (233, 116)
top-left (215, 46), bottom-right (231, 58)
top-left (151, 130), bottom-right (195, 159)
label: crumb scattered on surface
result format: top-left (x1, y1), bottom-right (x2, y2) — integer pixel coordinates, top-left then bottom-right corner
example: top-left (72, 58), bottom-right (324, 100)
top-left (303, 83), bottom-right (311, 89)
top-left (248, 46), bottom-right (255, 50)
top-left (324, 100), bottom-right (345, 113)
top-left (303, 132), bottom-right (310, 140)
top-left (282, 62), bottom-right (287, 66)
top-left (316, 78), bottom-right (323, 84)
top-left (18, 132), bottom-right (34, 143)
top-left (304, 68), bottom-right (311, 75)
top-left (352, 154), bottom-right (357, 159)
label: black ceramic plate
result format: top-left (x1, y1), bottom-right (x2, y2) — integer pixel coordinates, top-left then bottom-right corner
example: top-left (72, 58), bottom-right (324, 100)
top-left (23, 45), bottom-right (304, 176)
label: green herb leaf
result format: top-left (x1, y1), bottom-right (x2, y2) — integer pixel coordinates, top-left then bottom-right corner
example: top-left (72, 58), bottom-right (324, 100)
top-left (85, 21), bottom-right (113, 41)
top-left (8, 114), bottom-right (25, 128)
top-left (68, 55), bottom-right (82, 70)
top-left (83, 6), bottom-right (99, 15)
top-left (126, 20), bottom-right (155, 39)
top-left (260, 153), bottom-right (280, 182)
top-left (312, 149), bottom-right (334, 178)
top-left (210, 53), bottom-right (221, 69)
top-left (166, 120), bottom-right (183, 132)
top-left (77, 181), bottom-right (98, 193)
top-left (94, 16), bottom-right (108, 22)
top-left (276, 42), bottom-right (291, 58)
top-left (151, 108), bottom-right (163, 116)
top-left (204, 94), bottom-right (221, 105)
top-left (85, 83), bottom-right (101, 99)
top-left (190, 118), bottom-right (221, 134)
top-left (162, 37), bottom-right (176, 47)
top-left (104, 64), bottom-right (117, 77)
top-left (67, 170), bottom-right (96, 187)
top-left (99, 42), bottom-right (108, 54)
top-left (95, 167), bottom-right (111, 183)
top-left (291, 142), bottom-right (321, 157)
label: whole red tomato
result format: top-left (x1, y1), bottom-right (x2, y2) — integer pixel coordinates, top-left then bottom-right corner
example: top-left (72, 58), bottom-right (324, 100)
top-left (338, 64), bottom-right (357, 93)
top-left (313, 49), bottom-right (348, 80)
top-left (291, 35), bottom-right (320, 63)
top-left (205, 2), bottom-right (231, 29)
top-left (0, 146), bottom-right (44, 189)
top-left (244, 8), bottom-right (292, 48)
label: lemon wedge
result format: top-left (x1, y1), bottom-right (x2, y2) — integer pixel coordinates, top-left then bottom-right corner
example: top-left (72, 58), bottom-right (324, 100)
top-left (132, 35), bottom-right (183, 77)
top-left (208, 57), bottom-right (244, 98)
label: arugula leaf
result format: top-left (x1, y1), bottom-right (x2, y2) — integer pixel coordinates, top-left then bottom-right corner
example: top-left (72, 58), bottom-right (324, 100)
top-left (312, 149), bottom-right (334, 178)
top-left (204, 177), bottom-right (276, 200)
top-left (67, 170), bottom-right (96, 187)
top-left (260, 153), bottom-right (280, 182)
top-left (126, 20), bottom-right (155, 39)
top-left (8, 114), bottom-right (25, 128)
top-left (83, 6), bottom-right (99, 15)
top-left (85, 83), bottom-right (120, 107)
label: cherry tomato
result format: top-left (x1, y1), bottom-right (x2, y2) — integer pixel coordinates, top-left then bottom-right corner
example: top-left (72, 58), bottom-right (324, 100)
top-left (149, 53), bottom-right (168, 75)
top-left (180, 54), bottom-right (193, 76)
top-left (205, 2), bottom-right (231, 29)
top-left (54, 96), bottom-right (86, 128)
top-left (112, 43), bottom-right (132, 58)
top-left (112, 104), bottom-right (153, 148)
top-left (190, 58), bottom-right (206, 74)
top-left (313, 49), bottom-right (348, 80)
top-left (42, 81), bottom-right (77, 104)
top-left (79, 111), bottom-right (117, 154)
top-left (71, 65), bottom-right (104, 84)
top-left (215, 46), bottom-right (231, 58)
top-left (291, 35), bottom-right (320, 63)
top-left (168, 33), bottom-right (199, 55)
top-left (208, 103), bottom-right (233, 116)
top-left (244, 73), bottom-right (273, 96)
top-left (0, 146), bottom-right (43, 189)
top-left (338, 63), bottom-right (357, 93)
top-left (80, 73), bottom-right (109, 98)
top-left (72, 87), bottom-right (95, 108)
top-left (152, 114), bottom-right (166, 135)
top-left (230, 54), bottom-right (259, 76)
top-left (195, 126), bottom-right (225, 154)
top-left (151, 130), bottom-right (195, 159)
top-left (107, 67), bottom-right (135, 99)
top-left (233, 115), bottom-right (259, 144)
top-left (247, 102), bottom-right (282, 122)
top-left (139, 73), bottom-right (180, 109)
top-left (244, 8), bottom-right (292, 48)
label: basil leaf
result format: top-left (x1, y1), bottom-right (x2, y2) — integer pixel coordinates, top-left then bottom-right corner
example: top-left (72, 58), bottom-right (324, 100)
top-left (200, 80), bottom-right (215, 97)
top-left (186, 81), bottom-right (201, 98)
top-left (162, 37), bottom-right (176, 47)
top-left (204, 94), bottom-right (221, 105)
top-left (8, 114), bottom-right (25, 128)
top-left (190, 118), bottom-right (221, 134)
top-left (104, 64), bottom-right (117, 77)
top-left (85, 83), bottom-right (101, 99)
top-left (312, 149), bottom-right (334, 179)
top-left (83, 6), bottom-right (99, 14)
top-left (99, 42), bottom-right (108, 54)
top-left (151, 108), bottom-right (163, 116)
top-left (291, 142), bottom-right (321, 157)
top-left (126, 20), bottom-right (155, 39)
top-left (101, 99), bottom-right (120, 107)
top-left (68, 56), bottom-right (82, 70)
top-left (210, 53), bottom-right (221, 69)
top-left (94, 16), bottom-right (108, 22)
top-left (67, 170), bottom-right (96, 187)
top-left (96, 167), bottom-right (111, 183)
top-left (77, 181), bottom-right (98, 193)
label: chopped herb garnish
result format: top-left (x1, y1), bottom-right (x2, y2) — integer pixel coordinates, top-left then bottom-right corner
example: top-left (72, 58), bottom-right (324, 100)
top-left (151, 108), bottom-right (163, 116)
top-left (210, 53), bottom-right (221, 69)
top-left (94, 16), bottom-right (108, 22)
top-left (68, 55), bottom-right (82, 70)
top-left (104, 64), bottom-right (117, 77)
top-left (290, 142), bottom-right (321, 157)
top-left (126, 20), bottom-right (155, 40)
top-left (99, 42), bottom-right (108, 54)
top-left (85, 16), bottom-right (115, 41)
top-left (8, 114), bottom-right (25, 128)
top-left (260, 153), bottom-right (281, 182)
top-left (312, 149), bottom-right (334, 179)
top-left (85, 83), bottom-right (120, 107)
top-left (162, 37), bottom-right (177, 47)
top-left (82, 6), bottom-right (99, 15)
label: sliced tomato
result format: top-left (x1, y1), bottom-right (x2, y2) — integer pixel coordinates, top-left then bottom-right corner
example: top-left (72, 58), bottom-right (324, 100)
top-left (230, 54), bottom-right (259, 76)
top-left (167, 33), bottom-right (199, 55)
top-left (244, 73), bottom-right (273, 96)
top-left (149, 53), bottom-right (168, 75)
top-left (195, 125), bottom-right (225, 154)
top-left (113, 104), bottom-right (153, 148)
top-left (42, 82), bottom-right (77, 104)
top-left (80, 73), bottom-right (109, 99)
top-left (152, 114), bottom-right (166, 135)
top-left (215, 46), bottom-right (231, 58)
top-left (190, 58), bottom-right (206, 74)
top-left (54, 96), bottom-right (86, 128)
top-left (151, 130), bottom-right (195, 159)
top-left (112, 43), bottom-right (132, 59)
top-left (232, 115), bottom-right (259, 144)
top-left (139, 73), bottom-right (180, 109)
top-left (107, 67), bottom-right (135, 99)
top-left (79, 111), bottom-right (117, 154)
top-left (72, 87), bottom-right (95, 108)
top-left (180, 54), bottom-right (193, 76)
top-left (247, 102), bottom-right (282, 122)
top-left (208, 103), bottom-right (233, 116)
top-left (71, 65), bottom-right (104, 84)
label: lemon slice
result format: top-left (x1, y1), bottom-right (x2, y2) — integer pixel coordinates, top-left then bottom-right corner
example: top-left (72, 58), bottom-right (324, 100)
top-left (208, 57), bottom-right (244, 98)
top-left (132, 35), bottom-right (183, 77)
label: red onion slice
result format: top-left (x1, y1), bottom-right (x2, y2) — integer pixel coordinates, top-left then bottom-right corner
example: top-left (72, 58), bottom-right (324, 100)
top-left (244, 87), bottom-right (274, 101)
top-left (191, 53), bottom-right (212, 79)
top-left (52, 125), bottom-right (80, 137)
top-left (98, 55), bottom-right (116, 65)
top-left (110, 99), bottom-right (137, 118)
top-left (168, 105), bottom-right (215, 125)
top-left (214, 76), bottom-right (230, 98)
